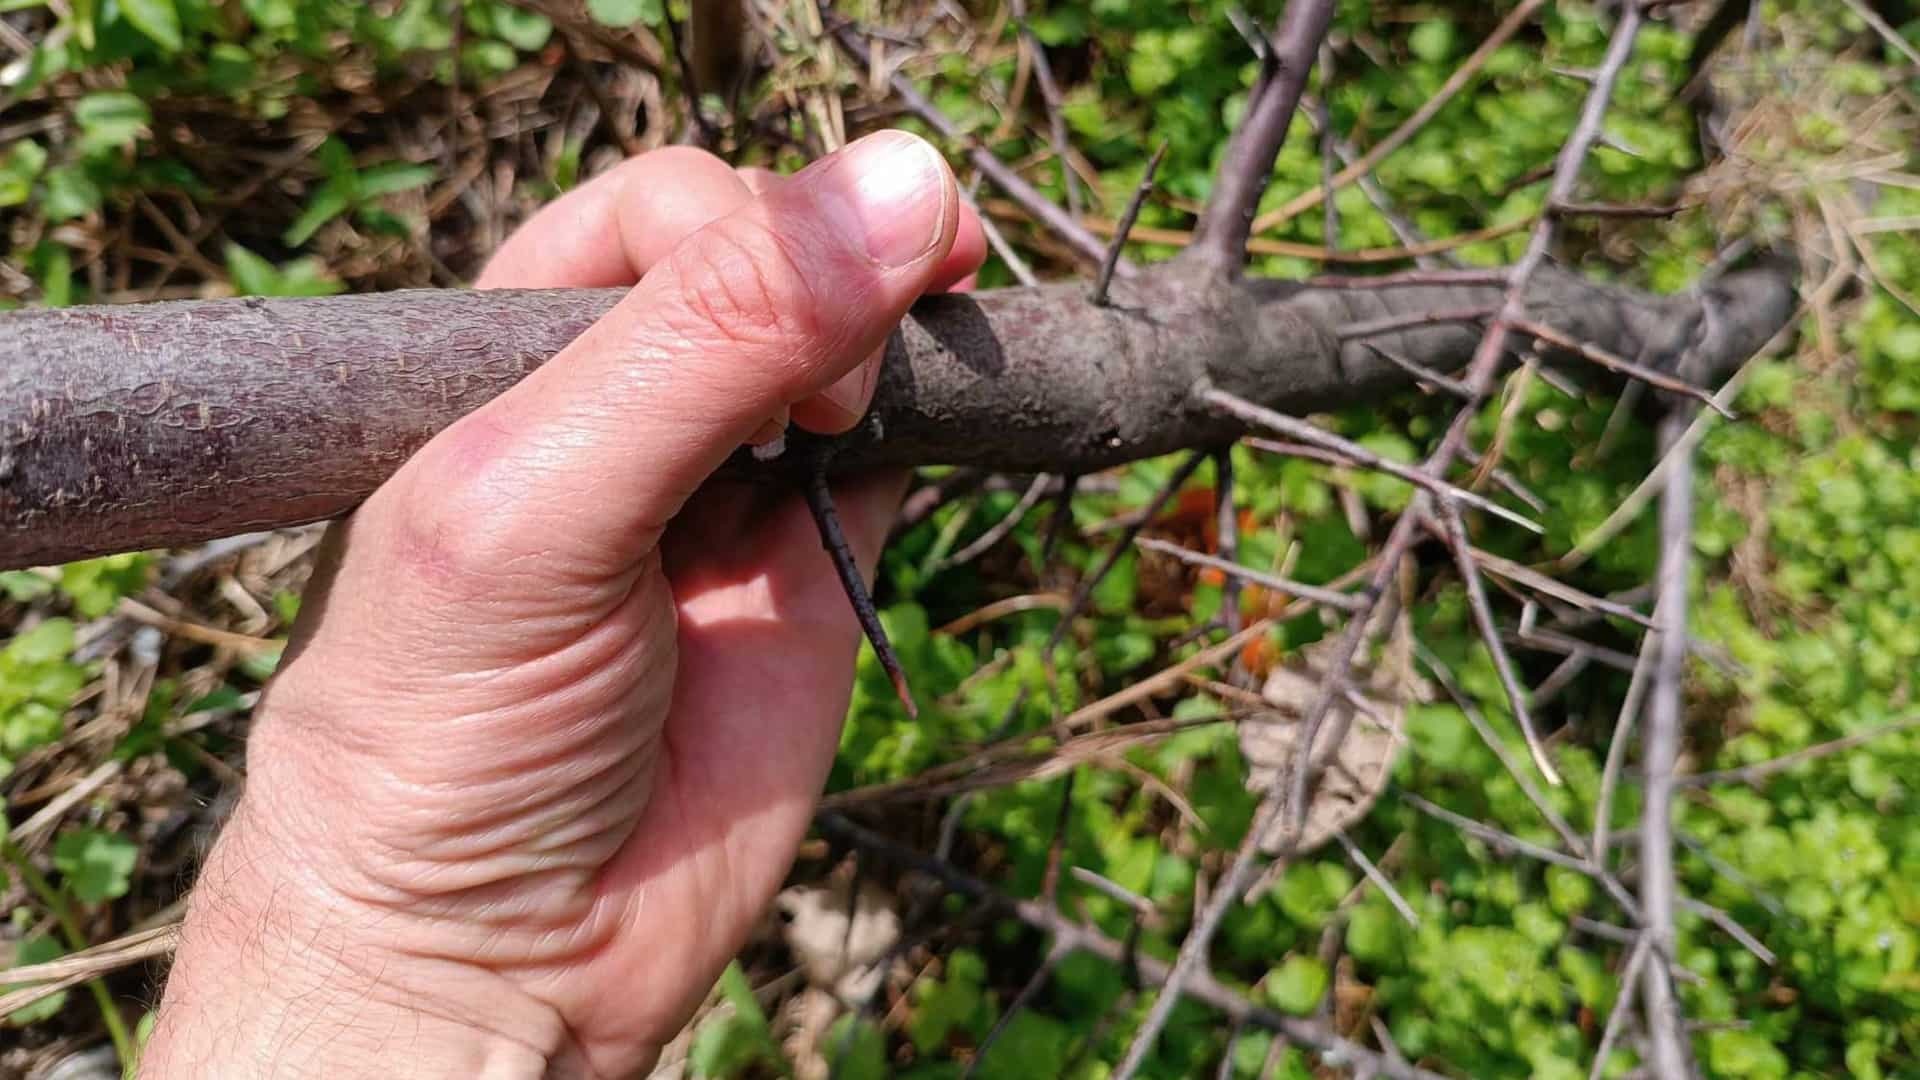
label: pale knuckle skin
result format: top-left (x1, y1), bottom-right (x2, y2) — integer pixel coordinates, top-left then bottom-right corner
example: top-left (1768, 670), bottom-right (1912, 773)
top-left (654, 214), bottom-right (837, 360)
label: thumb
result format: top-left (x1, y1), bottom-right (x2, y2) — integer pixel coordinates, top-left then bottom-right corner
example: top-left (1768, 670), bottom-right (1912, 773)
top-left (382, 131), bottom-right (958, 586)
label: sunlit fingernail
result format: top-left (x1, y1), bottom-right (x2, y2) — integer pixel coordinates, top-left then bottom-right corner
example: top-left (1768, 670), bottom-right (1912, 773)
top-left (817, 131), bottom-right (949, 269)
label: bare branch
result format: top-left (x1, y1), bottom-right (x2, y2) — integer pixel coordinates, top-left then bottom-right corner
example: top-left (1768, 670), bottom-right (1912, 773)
top-left (1009, 0), bottom-right (1084, 217)
top-left (1046, 450), bottom-right (1209, 654)
top-left (1587, 934), bottom-right (1652, 1080)
top-left (1334, 829), bottom-right (1419, 927)
top-left (1213, 447), bottom-right (1245, 639)
top-left (1185, 0), bottom-right (1337, 274)
top-left (1510, 316), bottom-right (1735, 417)
top-left (1676, 712), bottom-right (1920, 788)
top-left (1433, 500), bottom-right (1560, 785)
top-left (1639, 411), bottom-right (1696, 1078)
top-left (1210, 389), bottom-right (1543, 534)
top-left (1593, 598), bottom-right (1660, 856)
top-left (939, 472), bottom-right (1051, 569)
top-left (1136, 537), bottom-right (1363, 613)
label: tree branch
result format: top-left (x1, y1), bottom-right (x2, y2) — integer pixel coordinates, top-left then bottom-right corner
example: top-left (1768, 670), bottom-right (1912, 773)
top-left (1184, 0), bottom-right (1337, 274)
top-left (0, 260), bottom-right (1793, 570)
top-left (1639, 410), bottom-right (1697, 1078)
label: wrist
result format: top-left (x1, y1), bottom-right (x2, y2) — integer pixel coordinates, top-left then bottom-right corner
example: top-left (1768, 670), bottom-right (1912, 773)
top-left (143, 794), bottom-right (582, 1079)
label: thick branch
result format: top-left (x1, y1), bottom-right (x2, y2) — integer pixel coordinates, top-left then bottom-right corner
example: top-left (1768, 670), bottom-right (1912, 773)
top-left (0, 262), bottom-right (1793, 569)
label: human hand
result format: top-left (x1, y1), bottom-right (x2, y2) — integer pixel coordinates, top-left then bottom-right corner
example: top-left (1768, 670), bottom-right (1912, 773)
top-left (142, 131), bottom-right (986, 1078)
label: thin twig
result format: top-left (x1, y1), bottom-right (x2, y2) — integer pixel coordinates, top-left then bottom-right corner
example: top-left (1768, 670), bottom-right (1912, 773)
top-left (1009, 0), bottom-right (1084, 217)
top-left (1334, 830), bottom-right (1419, 927)
top-left (1213, 448), bottom-right (1245, 639)
top-left (1587, 934), bottom-right (1651, 1080)
top-left (1433, 502), bottom-right (1559, 784)
top-left (1212, 390), bottom-right (1543, 534)
top-left (1045, 450), bottom-right (1208, 655)
top-left (939, 473), bottom-right (1051, 569)
top-left (1093, 142), bottom-right (1167, 305)
top-left (1681, 896), bottom-right (1775, 967)
top-left (1676, 712), bottom-right (1920, 788)
top-left (961, 941), bottom-right (1069, 1079)
top-left (964, 180), bottom-right (1040, 287)
top-left (1249, 0), bottom-right (1547, 234)
top-left (814, 813), bottom-right (1446, 1080)
top-left (1593, 597), bottom-right (1660, 856)
top-left (1333, 305), bottom-right (1495, 342)
top-left (1509, 316), bottom-right (1735, 417)
top-left (1839, 0), bottom-right (1920, 67)
top-left (1136, 537), bottom-right (1363, 612)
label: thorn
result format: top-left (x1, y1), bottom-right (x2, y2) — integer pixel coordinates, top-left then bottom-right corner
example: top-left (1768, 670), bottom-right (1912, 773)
top-left (1091, 141), bottom-right (1168, 306)
top-left (804, 465), bottom-right (918, 717)
top-left (1039, 473), bottom-right (1080, 563)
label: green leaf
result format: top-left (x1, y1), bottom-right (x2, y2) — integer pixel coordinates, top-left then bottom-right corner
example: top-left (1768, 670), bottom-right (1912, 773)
top-left (355, 160), bottom-right (436, 198)
top-left (224, 244), bottom-right (345, 298)
top-left (52, 828), bottom-right (138, 904)
top-left (585, 0), bottom-right (661, 28)
top-left (207, 42), bottom-right (256, 94)
top-left (44, 165), bottom-right (103, 222)
top-left (1409, 20), bottom-right (1457, 63)
top-left (283, 180), bottom-right (353, 246)
top-left (823, 1015), bottom-right (886, 1080)
top-left (489, 4), bottom-right (552, 50)
top-left (3, 935), bottom-right (69, 1024)
top-left (223, 242), bottom-right (280, 297)
top-left (687, 965), bottom-right (778, 1076)
top-left (6, 619), bottom-right (75, 666)
top-left (0, 571), bottom-right (53, 603)
top-left (0, 140), bottom-right (47, 208)
top-left (58, 553), bottom-right (150, 619)
top-left (118, 0), bottom-right (183, 51)
top-left (73, 91), bottom-right (152, 155)
top-left (1265, 954), bottom-right (1329, 1016)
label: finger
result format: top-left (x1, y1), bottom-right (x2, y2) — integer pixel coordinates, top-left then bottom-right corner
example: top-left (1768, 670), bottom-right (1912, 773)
top-left (788, 182), bottom-right (989, 433)
top-left (383, 130), bottom-right (961, 590)
top-left (475, 147), bottom-right (754, 289)
top-left (740, 166), bottom-right (984, 294)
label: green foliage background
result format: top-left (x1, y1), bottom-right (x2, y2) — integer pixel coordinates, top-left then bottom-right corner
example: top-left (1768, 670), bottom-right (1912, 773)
top-left (1, 1), bottom-right (1918, 1077)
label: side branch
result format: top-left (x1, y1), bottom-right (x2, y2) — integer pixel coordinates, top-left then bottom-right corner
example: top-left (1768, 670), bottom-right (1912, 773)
top-left (1185, 0), bottom-right (1337, 274)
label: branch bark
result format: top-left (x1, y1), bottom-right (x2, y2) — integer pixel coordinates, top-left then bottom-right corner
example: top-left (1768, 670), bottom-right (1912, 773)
top-left (0, 260), bottom-right (1793, 569)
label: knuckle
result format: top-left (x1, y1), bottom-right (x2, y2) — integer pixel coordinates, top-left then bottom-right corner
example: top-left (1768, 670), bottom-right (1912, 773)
top-left (659, 216), bottom-right (830, 352)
